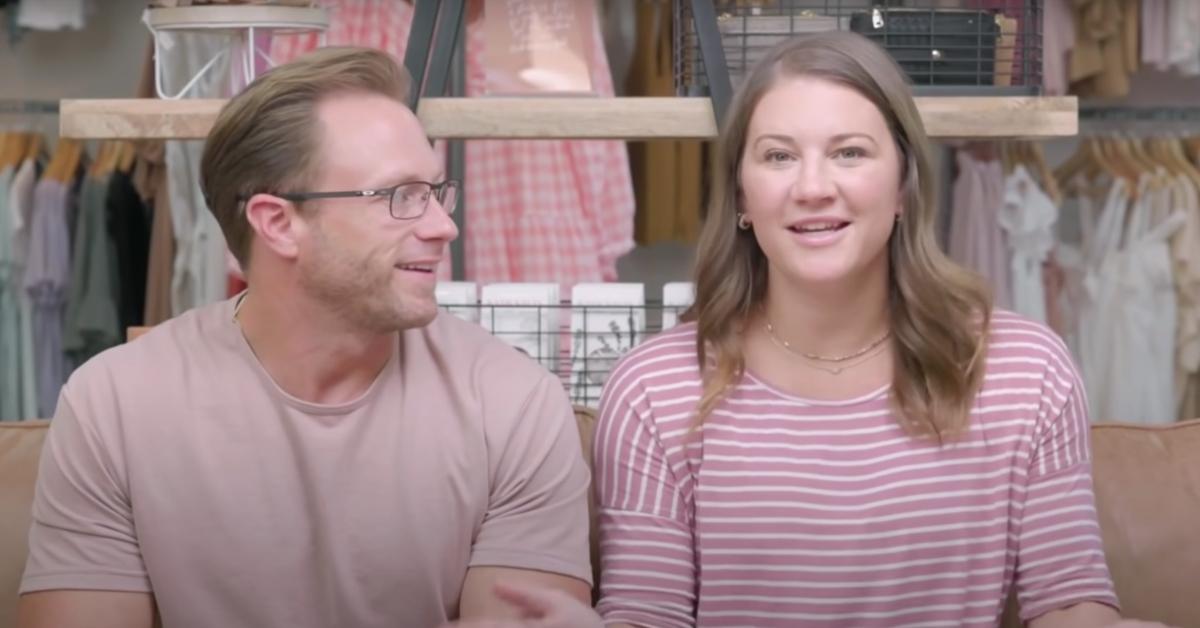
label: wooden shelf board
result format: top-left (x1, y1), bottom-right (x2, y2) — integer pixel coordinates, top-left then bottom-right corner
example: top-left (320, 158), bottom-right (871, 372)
top-left (60, 96), bottom-right (1077, 141)
top-left (145, 5), bottom-right (329, 30)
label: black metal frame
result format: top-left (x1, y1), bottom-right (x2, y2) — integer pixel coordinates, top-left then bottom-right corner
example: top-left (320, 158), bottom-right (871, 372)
top-left (676, 1), bottom-right (1043, 99)
top-left (400, 0), bottom-right (737, 280)
top-left (690, 0), bottom-right (733, 128)
top-left (404, 0), bottom-right (467, 278)
top-left (0, 100), bottom-right (60, 114)
top-left (404, 0), bottom-right (737, 129)
top-left (403, 0), bottom-right (464, 109)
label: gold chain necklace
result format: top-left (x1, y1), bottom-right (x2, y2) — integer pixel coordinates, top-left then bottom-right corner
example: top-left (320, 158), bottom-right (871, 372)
top-left (763, 319), bottom-right (892, 363)
top-left (767, 334), bottom-right (889, 375)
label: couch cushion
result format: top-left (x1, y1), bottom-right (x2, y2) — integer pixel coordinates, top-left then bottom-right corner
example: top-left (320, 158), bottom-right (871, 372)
top-left (5, 415), bottom-right (1197, 624)
top-left (573, 406), bottom-right (601, 601)
top-left (0, 421), bottom-right (49, 627)
top-left (572, 411), bottom-right (1200, 625)
top-left (1090, 419), bottom-right (1200, 627)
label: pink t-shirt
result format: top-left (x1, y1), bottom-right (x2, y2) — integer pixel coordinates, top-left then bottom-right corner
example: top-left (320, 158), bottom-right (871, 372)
top-left (594, 311), bottom-right (1119, 627)
top-left (21, 297), bottom-right (592, 628)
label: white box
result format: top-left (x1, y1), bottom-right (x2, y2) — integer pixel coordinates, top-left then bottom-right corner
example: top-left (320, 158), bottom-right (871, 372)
top-left (569, 283), bottom-right (645, 405)
top-left (435, 282), bottom-right (479, 324)
top-left (662, 282), bottom-right (695, 329)
top-left (479, 283), bottom-right (561, 370)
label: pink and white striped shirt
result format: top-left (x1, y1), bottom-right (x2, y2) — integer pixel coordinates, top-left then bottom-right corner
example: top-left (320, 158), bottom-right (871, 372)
top-left (593, 311), bottom-right (1119, 627)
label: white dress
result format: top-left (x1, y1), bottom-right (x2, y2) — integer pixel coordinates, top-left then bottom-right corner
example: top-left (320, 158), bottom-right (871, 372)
top-left (1168, 175), bottom-right (1200, 418)
top-left (1082, 174), bottom-right (1184, 423)
top-left (999, 166), bottom-right (1058, 324)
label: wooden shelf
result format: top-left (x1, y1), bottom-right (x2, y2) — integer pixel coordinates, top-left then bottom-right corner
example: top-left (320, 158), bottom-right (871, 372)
top-left (59, 96), bottom-right (1078, 141)
top-left (145, 5), bottom-right (329, 31)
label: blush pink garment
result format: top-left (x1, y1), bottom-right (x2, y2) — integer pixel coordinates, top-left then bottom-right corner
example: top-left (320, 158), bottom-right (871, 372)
top-left (269, 0), bottom-right (635, 288)
top-left (949, 150), bottom-right (1013, 309)
top-left (1043, 0), bottom-right (1076, 95)
top-left (594, 313), bottom-right (1119, 626)
top-left (1142, 0), bottom-right (1170, 69)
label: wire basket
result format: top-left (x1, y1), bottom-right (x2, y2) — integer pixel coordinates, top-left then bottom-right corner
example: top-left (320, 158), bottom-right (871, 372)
top-left (675, 0), bottom-right (1043, 96)
top-left (439, 302), bottom-right (686, 406)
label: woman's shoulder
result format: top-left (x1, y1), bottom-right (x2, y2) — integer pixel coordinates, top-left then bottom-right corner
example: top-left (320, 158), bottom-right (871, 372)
top-left (985, 310), bottom-right (1077, 367)
top-left (981, 309), bottom-right (1083, 403)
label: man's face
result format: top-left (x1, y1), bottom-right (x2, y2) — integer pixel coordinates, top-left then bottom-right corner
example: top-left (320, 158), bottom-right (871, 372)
top-left (295, 91), bottom-right (458, 333)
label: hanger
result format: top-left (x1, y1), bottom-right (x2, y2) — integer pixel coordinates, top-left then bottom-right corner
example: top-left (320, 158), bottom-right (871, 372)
top-left (1168, 134), bottom-right (1200, 190)
top-left (65, 139), bottom-right (85, 182)
top-left (49, 139), bottom-right (83, 183)
top-left (1130, 134), bottom-right (1166, 175)
top-left (1054, 137), bottom-right (1098, 184)
top-left (116, 141), bottom-right (137, 174)
top-left (1184, 135), bottom-right (1200, 166)
top-left (0, 132), bottom-right (22, 170)
top-left (1027, 141), bottom-right (1062, 205)
top-left (24, 133), bottom-right (43, 163)
top-left (1101, 135), bottom-right (1143, 184)
top-left (99, 140), bottom-right (119, 177)
top-left (0, 132), bottom-right (12, 169)
top-left (88, 141), bottom-right (110, 178)
top-left (1155, 134), bottom-right (1200, 210)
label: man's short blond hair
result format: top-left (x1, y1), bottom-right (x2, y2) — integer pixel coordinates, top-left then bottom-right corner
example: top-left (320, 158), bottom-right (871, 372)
top-left (200, 46), bottom-right (412, 269)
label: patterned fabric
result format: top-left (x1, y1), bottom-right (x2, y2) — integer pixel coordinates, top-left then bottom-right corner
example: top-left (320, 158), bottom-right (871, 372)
top-left (594, 313), bottom-right (1120, 627)
top-left (270, 0), bottom-right (635, 288)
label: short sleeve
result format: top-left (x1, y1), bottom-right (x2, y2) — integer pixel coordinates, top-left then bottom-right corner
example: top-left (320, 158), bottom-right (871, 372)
top-left (20, 390), bottom-right (151, 594)
top-left (593, 375), bottom-right (696, 628)
top-left (469, 372), bottom-right (593, 585)
top-left (1015, 369), bottom-right (1120, 621)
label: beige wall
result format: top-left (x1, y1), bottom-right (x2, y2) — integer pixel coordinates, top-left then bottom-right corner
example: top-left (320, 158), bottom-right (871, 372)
top-left (0, 0), bottom-right (148, 102)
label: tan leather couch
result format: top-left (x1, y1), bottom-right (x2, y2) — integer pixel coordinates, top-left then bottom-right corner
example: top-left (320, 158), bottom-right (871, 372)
top-left (0, 421), bottom-right (48, 628)
top-left (4, 415), bottom-right (1198, 627)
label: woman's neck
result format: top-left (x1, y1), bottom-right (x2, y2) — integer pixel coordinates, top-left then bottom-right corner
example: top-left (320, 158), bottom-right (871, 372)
top-left (758, 267), bottom-right (891, 360)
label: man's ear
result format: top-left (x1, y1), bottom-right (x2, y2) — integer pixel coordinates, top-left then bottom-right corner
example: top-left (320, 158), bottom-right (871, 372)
top-left (243, 193), bottom-right (305, 261)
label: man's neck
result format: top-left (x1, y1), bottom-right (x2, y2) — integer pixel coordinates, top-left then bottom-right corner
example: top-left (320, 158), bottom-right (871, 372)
top-left (759, 265), bottom-right (891, 360)
top-left (234, 288), bottom-right (396, 405)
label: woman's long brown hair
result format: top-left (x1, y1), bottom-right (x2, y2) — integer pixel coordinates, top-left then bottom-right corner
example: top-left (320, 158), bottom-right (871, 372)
top-left (683, 31), bottom-right (992, 438)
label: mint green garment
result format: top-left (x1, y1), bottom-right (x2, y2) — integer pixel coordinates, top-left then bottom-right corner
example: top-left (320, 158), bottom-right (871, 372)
top-left (10, 157), bottom-right (41, 419)
top-left (63, 175), bottom-right (122, 368)
top-left (0, 165), bottom-right (19, 420)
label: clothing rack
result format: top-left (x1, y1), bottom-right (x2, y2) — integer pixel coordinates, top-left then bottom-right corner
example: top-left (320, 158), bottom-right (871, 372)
top-left (1078, 105), bottom-right (1200, 132)
top-left (0, 100), bottom-right (59, 115)
top-left (1079, 105), bottom-right (1200, 121)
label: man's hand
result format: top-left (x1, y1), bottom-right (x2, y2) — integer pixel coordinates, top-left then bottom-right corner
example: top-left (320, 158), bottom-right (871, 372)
top-left (442, 581), bottom-right (603, 628)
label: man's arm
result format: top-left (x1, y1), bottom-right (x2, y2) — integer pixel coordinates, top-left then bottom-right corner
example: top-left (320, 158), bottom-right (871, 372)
top-left (17, 591), bottom-right (155, 628)
top-left (458, 369), bottom-right (594, 620)
top-left (458, 567), bottom-right (589, 619)
top-left (18, 389), bottom-right (155, 627)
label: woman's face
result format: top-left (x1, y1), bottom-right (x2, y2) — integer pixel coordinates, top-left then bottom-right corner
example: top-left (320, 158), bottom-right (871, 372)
top-left (738, 76), bottom-right (904, 292)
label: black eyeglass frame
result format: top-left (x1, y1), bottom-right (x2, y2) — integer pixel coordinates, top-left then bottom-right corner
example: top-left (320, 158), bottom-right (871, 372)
top-left (246, 179), bottom-right (461, 220)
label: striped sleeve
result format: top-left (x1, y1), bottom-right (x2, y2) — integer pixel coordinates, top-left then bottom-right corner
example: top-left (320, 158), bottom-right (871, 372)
top-left (593, 370), bottom-right (696, 628)
top-left (1015, 351), bottom-right (1120, 621)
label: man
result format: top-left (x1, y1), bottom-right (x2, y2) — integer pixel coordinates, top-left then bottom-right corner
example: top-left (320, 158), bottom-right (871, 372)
top-left (17, 47), bottom-right (592, 628)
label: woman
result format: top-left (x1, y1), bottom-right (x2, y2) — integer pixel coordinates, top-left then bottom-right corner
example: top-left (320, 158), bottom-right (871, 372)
top-left (585, 31), bottom-right (1155, 628)
top-left (445, 31), bottom-right (1170, 628)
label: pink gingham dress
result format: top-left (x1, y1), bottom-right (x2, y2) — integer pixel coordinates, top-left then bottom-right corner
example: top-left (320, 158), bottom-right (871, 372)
top-left (270, 0), bottom-right (635, 287)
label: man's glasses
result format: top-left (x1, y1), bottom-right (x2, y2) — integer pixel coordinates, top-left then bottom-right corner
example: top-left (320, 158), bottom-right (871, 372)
top-left (268, 180), bottom-right (460, 220)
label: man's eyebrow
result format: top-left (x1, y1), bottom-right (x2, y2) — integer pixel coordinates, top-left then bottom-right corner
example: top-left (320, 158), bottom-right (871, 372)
top-left (366, 171), bottom-right (437, 188)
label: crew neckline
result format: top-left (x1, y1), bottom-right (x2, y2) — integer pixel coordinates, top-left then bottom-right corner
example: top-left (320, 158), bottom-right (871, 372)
top-left (226, 293), bottom-right (400, 416)
top-left (741, 368), bottom-right (891, 408)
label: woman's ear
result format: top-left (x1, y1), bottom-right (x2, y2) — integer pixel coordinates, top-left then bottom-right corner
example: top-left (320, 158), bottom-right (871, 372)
top-left (244, 193), bottom-right (304, 261)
